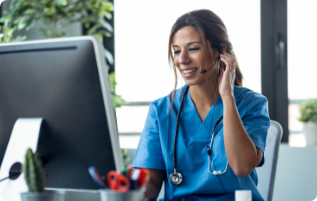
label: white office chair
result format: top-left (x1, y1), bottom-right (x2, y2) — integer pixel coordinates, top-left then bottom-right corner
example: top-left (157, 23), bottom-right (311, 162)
top-left (255, 120), bottom-right (283, 201)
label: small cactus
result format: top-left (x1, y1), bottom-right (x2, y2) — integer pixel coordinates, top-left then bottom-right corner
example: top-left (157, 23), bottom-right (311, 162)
top-left (23, 148), bottom-right (45, 192)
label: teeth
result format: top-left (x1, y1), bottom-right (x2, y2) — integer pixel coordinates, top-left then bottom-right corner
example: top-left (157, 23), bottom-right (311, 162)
top-left (183, 69), bottom-right (197, 74)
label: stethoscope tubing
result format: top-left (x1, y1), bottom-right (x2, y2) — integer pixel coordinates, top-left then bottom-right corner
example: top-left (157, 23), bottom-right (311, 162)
top-left (208, 116), bottom-right (229, 175)
top-left (172, 86), bottom-right (226, 175)
top-left (173, 86), bottom-right (189, 172)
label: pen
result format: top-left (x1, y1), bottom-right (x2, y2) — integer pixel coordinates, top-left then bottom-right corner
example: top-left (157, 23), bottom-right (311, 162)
top-left (88, 166), bottom-right (105, 189)
top-left (129, 168), bottom-right (140, 190)
top-left (127, 165), bottom-right (133, 178)
top-left (121, 166), bottom-right (128, 177)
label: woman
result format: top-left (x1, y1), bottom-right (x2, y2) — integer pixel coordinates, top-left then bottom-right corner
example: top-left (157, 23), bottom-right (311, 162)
top-left (132, 9), bottom-right (270, 201)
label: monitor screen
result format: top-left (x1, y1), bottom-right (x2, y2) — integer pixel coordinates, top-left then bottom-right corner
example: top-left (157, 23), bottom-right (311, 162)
top-left (0, 36), bottom-right (123, 190)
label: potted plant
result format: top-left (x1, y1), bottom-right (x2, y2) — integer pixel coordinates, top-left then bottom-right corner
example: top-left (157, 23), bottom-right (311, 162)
top-left (0, 0), bottom-right (114, 64)
top-left (298, 99), bottom-right (317, 146)
top-left (21, 148), bottom-right (64, 201)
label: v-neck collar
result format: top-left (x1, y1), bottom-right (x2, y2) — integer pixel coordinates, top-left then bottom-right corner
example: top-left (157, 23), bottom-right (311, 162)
top-left (180, 86), bottom-right (223, 139)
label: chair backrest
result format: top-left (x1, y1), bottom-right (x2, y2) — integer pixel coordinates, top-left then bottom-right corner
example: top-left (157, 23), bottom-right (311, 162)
top-left (255, 120), bottom-right (283, 201)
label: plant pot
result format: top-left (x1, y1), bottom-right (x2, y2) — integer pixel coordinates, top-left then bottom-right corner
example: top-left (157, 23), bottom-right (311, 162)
top-left (20, 192), bottom-right (64, 201)
top-left (303, 122), bottom-right (317, 146)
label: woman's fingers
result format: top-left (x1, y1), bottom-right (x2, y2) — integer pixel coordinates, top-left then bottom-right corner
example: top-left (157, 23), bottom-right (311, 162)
top-left (220, 53), bottom-right (235, 71)
top-left (219, 52), bottom-right (236, 98)
top-left (220, 57), bottom-right (231, 74)
top-left (221, 52), bottom-right (235, 61)
top-left (220, 53), bottom-right (236, 89)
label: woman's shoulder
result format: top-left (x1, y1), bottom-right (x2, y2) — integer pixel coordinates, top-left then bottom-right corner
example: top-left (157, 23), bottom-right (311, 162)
top-left (151, 85), bottom-right (186, 108)
top-left (234, 86), bottom-right (269, 116)
top-left (234, 85), bottom-right (267, 103)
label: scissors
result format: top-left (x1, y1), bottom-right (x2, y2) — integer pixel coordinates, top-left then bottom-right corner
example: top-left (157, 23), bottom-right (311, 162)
top-left (107, 170), bottom-right (130, 192)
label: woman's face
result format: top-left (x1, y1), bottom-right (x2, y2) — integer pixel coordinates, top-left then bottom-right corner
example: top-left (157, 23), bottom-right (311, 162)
top-left (172, 26), bottom-right (219, 87)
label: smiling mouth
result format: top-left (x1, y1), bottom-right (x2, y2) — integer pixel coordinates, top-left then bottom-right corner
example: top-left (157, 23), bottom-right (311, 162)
top-left (182, 68), bottom-right (198, 75)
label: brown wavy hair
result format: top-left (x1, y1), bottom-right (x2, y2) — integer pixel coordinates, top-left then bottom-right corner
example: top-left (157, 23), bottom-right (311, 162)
top-left (168, 9), bottom-right (243, 112)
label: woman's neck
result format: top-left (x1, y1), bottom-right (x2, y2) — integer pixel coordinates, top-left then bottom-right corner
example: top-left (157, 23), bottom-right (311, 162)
top-left (189, 82), bottom-right (220, 111)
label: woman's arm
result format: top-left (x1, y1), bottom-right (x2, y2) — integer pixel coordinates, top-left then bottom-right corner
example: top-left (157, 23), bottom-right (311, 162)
top-left (222, 96), bottom-right (263, 177)
top-left (219, 53), bottom-right (264, 177)
top-left (142, 169), bottom-right (165, 201)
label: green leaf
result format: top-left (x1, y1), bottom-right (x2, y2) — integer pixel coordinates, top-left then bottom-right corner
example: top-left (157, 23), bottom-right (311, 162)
top-left (104, 48), bottom-right (114, 65)
top-left (99, 18), bottom-right (113, 32)
top-left (84, 22), bottom-right (90, 28)
top-left (44, 7), bottom-right (53, 14)
top-left (13, 35), bottom-right (27, 41)
top-left (87, 23), bottom-right (102, 35)
top-left (54, 0), bottom-right (68, 6)
top-left (24, 9), bottom-right (37, 15)
top-left (121, 149), bottom-right (128, 162)
top-left (104, 2), bottom-right (114, 12)
top-left (18, 20), bottom-right (27, 30)
top-left (96, 33), bottom-right (103, 41)
top-left (103, 12), bottom-right (112, 20)
top-left (109, 72), bottom-right (125, 108)
top-left (25, 21), bottom-right (35, 31)
top-left (56, 31), bottom-right (66, 38)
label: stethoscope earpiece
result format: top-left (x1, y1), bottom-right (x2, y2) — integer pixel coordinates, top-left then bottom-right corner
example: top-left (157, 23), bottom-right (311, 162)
top-left (212, 170), bottom-right (223, 175)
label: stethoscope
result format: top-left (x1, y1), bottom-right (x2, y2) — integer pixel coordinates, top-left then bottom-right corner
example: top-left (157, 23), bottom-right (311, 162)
top-left (169, 86), bottom-right (228, 186)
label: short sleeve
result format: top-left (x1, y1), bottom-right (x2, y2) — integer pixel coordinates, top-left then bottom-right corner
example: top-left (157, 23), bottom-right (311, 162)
top-left (132, 103), bottom-right (165, 170)
top-left (242, 95), bottom-right (270, 167)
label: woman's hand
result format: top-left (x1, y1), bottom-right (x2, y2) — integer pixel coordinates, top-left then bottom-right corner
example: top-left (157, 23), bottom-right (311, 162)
top-left (218, 53), bottom-right (236, 99)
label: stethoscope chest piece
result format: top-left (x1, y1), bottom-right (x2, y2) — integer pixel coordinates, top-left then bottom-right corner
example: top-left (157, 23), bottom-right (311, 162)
top-left (169, 171), bottom-right (183, 186)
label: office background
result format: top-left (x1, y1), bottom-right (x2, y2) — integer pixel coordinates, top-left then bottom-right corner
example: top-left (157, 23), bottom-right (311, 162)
top-left (1, 0), bottom-right (317, 200)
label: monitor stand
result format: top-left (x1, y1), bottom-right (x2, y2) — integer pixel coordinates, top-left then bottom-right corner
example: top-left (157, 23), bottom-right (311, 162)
top-left (0, 118), bottom-right (43, 201)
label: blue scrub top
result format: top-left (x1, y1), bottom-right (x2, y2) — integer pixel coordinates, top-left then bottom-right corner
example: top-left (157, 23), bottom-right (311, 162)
top-left (133, 85), bottom-right (270, 201)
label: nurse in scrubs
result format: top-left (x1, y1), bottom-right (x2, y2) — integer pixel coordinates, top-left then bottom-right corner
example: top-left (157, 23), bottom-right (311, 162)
top-left (133, 9), bottom-right (270, 201)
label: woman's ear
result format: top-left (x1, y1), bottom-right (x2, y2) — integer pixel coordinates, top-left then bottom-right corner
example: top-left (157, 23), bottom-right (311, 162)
top-left (220, 43), bottom-right (227, 53)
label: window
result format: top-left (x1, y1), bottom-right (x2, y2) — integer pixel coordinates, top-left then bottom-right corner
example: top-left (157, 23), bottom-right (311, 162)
top-left (288, 0), bottom-right (317, 147)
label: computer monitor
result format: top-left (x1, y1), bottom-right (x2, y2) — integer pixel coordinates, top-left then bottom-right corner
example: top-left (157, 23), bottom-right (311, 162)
top-left (0, 36), bottom-right (123, 190)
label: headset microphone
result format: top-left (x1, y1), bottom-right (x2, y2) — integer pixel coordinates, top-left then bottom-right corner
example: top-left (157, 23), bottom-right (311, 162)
top-left (200, 66), bottom-right (214, 74)
top-left (200, 54), bottom-right (220, 74)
